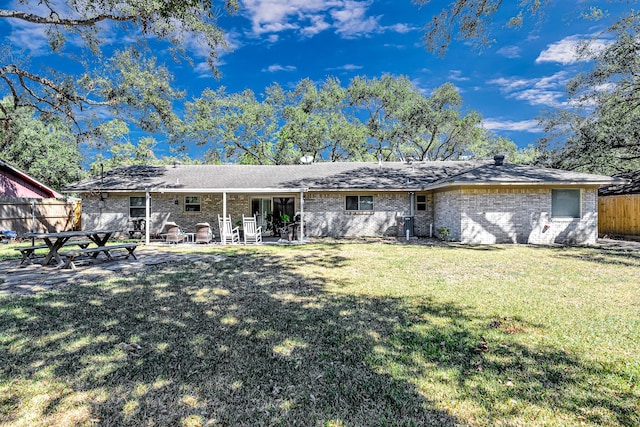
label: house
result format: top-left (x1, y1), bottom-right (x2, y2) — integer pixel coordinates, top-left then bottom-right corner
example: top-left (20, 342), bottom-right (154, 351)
top-left (62, 157), bottom-right (623, 245)
top-left (598, 170), bottom-right (640, 238)
top-left (0, 159), bottom-right (63, 198)
top-left (1, 159), bottom-right (78, 234)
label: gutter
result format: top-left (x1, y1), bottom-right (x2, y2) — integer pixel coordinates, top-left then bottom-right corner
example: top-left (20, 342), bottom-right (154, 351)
top-left (64, 187), bottom-right (309, 194)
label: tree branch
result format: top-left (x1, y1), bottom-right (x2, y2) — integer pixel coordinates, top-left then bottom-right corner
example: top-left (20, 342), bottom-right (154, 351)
top-left (0, 9), bottom-right (136, 27)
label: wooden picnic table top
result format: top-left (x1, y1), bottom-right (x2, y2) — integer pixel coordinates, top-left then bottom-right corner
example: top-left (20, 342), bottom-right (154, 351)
top-left (24, 229), bottom-right (120, 239)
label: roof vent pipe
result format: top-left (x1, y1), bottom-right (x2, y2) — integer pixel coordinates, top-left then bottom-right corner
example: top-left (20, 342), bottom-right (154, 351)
top-left (494, 154), bottom-right (505, 166)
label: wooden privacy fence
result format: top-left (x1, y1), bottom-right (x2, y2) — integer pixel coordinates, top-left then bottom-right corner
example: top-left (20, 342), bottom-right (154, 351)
top-left (598, 194), bottom-right (640, 236)
top-left (0, 197), bottom-right (81, 235)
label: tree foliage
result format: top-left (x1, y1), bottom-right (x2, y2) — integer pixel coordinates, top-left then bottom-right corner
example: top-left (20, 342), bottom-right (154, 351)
top-left (0, 0), bottom-right (236, 143)
top-left (0, 98), bottom-right (84, 190)
top-left (279, 78), bottom-right (370, 163)
top-left (413, 1), bottom-right (636, 56)
top-left (414, 0), bottom-right (550, 56)
top-left (187, 87), bottom-right (283, 164)
top-left (186, 74), bottom-right (522, 164)
top-left (416, 0), bottom-right (640, 174)
top-left (88, 136), bottom-right (203, 176)
top-left (538, 10), bottom-right (640, 174)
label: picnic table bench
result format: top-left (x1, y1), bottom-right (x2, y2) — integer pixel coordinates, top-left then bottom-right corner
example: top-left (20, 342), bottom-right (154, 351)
top-left (61, 243), bottom-right (140, 270)
top-left (15, 241), bottom-right (93, 265)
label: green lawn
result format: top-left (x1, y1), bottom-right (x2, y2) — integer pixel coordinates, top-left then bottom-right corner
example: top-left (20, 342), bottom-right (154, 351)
top-left (0, 242), bottom-right (639, 426)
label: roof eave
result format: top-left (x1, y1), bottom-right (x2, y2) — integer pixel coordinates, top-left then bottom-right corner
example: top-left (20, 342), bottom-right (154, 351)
top-left (66, 187), bottom-right (309, 194)
top-left (425, 180), bottom-right (620, 190)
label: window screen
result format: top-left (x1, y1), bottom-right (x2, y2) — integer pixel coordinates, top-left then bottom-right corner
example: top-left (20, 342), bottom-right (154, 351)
top-left (185, 196), bottom-right (201, 212)
top-left (416, 195), bottom-right (427, 211)
top-left (346, 195), bottom-right (374, 211)
top-left (552, 189), bottom-right (580, 218)
top-left (129, 196), bottom-right (146, 218)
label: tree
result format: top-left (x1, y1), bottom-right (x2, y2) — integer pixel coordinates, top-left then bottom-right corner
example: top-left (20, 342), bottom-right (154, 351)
top-left (88, 136), bottom-right (202, 176)
top-left (187, 87), bottom-right (282, 164)
top-left (413, 1), bottom-right (635, 56)
top-left (348, 77), bottom-right (503, 161)
top-left (538, 11), bottom-right (640, 174)
top-left (0, 1), bottom-right (237, 142)
top-left (279, 77), bottom-right (369, 163)
top-left (347, 74), bottom-right (419, 160)
top-left (394, 82), bottom-right (485, 161)
top-left (415, 1), bottom-right (640, 173)
top-left (0, 98), bottom-right (84, 190)
top-left (187, 75), bottom-right (515, 164)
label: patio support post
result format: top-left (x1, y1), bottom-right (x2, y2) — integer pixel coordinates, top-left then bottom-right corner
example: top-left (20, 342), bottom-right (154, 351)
top-left (145, 190), bottom-right (150, 245)
top-left (299, 189), bottom-right (304, 242)
top-left (222, 191), bottom-right (227, 245)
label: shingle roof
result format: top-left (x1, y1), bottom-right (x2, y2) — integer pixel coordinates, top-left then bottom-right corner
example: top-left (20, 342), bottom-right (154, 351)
top-left (599, 170), bottom-right (640, 196)
top-left (62, 161), bottom-right (622, 193)
top-left (434, 163), bottom-right (620, 186)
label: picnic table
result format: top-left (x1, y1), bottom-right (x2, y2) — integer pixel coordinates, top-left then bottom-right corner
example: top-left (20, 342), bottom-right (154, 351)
top-left (22, 229), bottom-right (125, 268)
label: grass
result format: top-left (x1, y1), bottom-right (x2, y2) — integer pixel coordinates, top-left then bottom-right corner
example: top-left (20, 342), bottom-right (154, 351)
top-left (0, 241), bottom-right (639, 426)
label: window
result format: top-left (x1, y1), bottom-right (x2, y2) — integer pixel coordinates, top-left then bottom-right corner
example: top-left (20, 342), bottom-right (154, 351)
top-left (552, 189), bottom-right (580, 218)
top-left (184, 196), bottom-right (201, 212)
top-left (129, 196), bottom-right (146, 218)
top-left (346, 195), bottom-right (374, 211)
top-left (416, 195), bottom-right (427, 211)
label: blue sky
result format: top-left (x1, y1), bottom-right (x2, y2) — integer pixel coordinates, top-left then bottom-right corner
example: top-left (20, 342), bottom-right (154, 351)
top-left (1, 1), bottom-right (631, 159)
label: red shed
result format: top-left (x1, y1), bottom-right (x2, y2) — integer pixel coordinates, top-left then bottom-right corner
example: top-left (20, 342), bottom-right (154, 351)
top-left (0, 159), bottom-right (63, 198)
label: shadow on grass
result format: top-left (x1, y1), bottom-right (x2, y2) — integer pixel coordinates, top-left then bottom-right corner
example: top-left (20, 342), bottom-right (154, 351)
top-left (0, 246), bottom-right (637, 426)
top-left (527, 244), bottom-right (640, 268)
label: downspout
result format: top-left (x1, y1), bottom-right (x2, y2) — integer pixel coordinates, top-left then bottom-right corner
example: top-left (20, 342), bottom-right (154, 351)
top-left (409, 192), bottom-right (415, 216)
top-left (145, 190), bottom-right (150, 245)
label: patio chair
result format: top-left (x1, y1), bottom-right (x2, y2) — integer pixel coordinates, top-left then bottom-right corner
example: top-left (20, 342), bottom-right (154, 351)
top-left (218, 215), bottom-right (240, 244)
top-left (162, 221), bottom-right (188, 244)
top-left (242, 215), bottom-right (263, 244)
top-left (195, 222), bottom-right (214, 244)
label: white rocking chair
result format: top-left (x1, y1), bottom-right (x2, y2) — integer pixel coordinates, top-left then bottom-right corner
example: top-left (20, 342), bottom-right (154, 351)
top-left (218, 215), bottom-right (240, 244)
top-left (242, 215), bottom-right (263, 244)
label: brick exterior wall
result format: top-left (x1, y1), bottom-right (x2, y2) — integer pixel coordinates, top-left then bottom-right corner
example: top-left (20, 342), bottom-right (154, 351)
top-left (303, 191), bottom-right (432, 237)
top-left (81, 187), bottom-right (598, 244)
top-left (82, 192), bottom-right (302, 238)
top-left (434, 187), bottom-right (598, 244)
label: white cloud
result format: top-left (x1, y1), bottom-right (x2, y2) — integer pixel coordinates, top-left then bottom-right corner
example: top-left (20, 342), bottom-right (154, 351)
top-left (496, 45), bottom-right (521, 59)
top-left (7, 24), bottom-right (50, 56)
top-left (488, 72), bottom-right (569, 108)
top-left (331, 1), bottom-right (380, 38)
top-left (513, 89), bottom-right (565, 107)
top-left (240, 0), bottom-right (413, 39)
top-left (533, 71), bottom-right (570, 90)
top-left (300, 15), bottom-right (331, 37)
top-left (385, 23), bottom-right (414, 34)
top-left (482, 119), bottom-right (542, 133)
top-left (262, 64), bottom-right (297, 72)
top-left (536, 35), bottom-right (610, 64)
top-left (448, 70), bottom-right (469, 82)
top-left (326, 64), bottom-right (363, 71)
top-left (536, 36), bottom-right (582, 64)
top-left (194, 62), bottom-right (215, 78)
